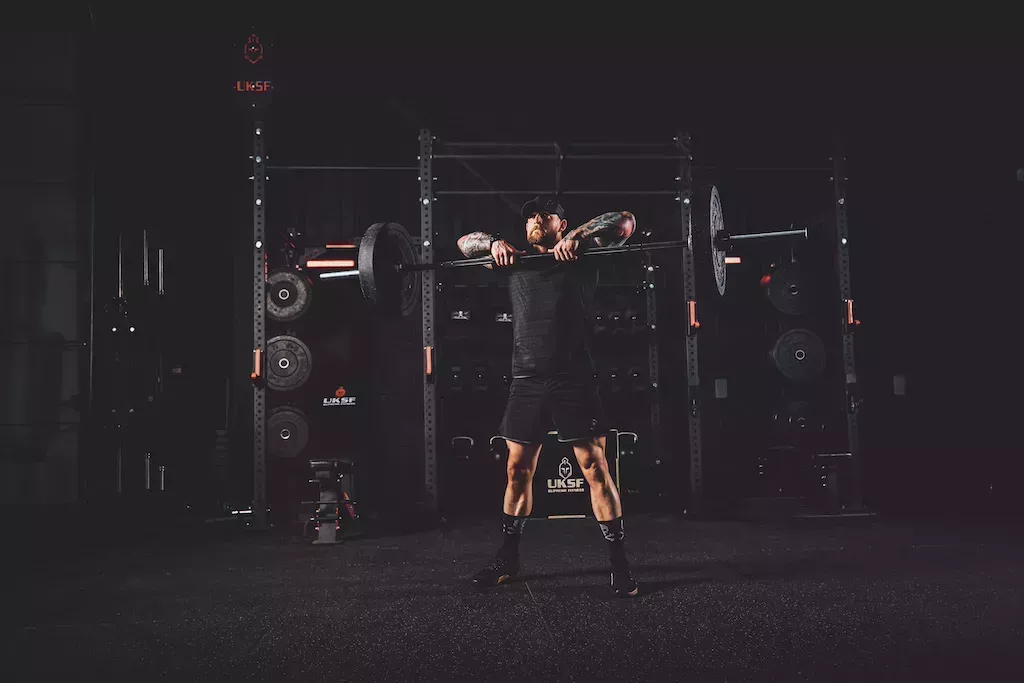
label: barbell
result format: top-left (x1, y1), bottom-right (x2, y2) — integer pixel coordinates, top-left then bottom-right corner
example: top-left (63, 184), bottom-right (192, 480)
top-left (316, 186), bottom-right (808, 317)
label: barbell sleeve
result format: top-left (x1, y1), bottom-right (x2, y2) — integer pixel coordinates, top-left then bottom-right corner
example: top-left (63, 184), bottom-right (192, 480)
top-left (724, 227), bottom-right (808, 242)
top-left (318, 269), bottom-right (363, 280)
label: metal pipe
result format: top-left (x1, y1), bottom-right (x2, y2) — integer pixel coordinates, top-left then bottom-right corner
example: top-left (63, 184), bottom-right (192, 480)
top-left (440, 141), bottom-right (681, 150)
top-left (267, 165), bottom-right (417, 171)
top-left (726, 227), bottom-right (807, 241)
top-left (434, 154), bottom-right (555, 161)
top-left (145, 453), bottom-right (152, 490)
top-left (117, 233), bottom-right (123, 299)
top-left (158, 248), bottom-right (164, 295)
top-left (732, 167), bottom-right (832, 172)
top-left (0, 260), bottom-right (82, 264)
top-left (435, 190), bottom-right (678, 196)
top-left (143, 229), bottom-right (149, 287)
top-left (567, 142), bottom-right (677, 148)
top-left (318, 269), bottom-right (360, 280)
top-left (687, 165), bottom-right (832, 172)
top-left (433, 153), bottom-right (687, 161)
top-left (0, 339), bottom-right (88, 346)
top-left (397, 224), bottom-right (808, 273)
top-left (439, 141), bottom-right (557, 148)
top-left (406, 240), bottom-right (689, 271)
top-left (451, 158), bottom-right (523, 217)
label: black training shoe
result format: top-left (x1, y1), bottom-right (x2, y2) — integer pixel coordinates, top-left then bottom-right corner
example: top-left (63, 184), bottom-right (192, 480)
top-left (610, 563), bottom-right (639, 598)
top-left (471, 554), bottom-right (520, 590)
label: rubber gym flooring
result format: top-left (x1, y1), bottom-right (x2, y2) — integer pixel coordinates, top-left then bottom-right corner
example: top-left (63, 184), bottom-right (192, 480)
top-left (7, 513), bottom-right (1023, 682)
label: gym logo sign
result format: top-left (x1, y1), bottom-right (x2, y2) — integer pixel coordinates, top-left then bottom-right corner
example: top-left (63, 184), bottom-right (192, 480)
top-left (323, 386), bottom-right (356, 407)
top-left (547, 456), bottom-right (585, 495)
top-left (243, 34), bottom-right (264, 65)
top-left (235, 80), bottom-right (272, 93)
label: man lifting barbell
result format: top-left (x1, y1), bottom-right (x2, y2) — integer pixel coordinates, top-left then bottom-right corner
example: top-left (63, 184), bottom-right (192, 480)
top-left (456, 196), bottom-right (641, 598)
top-left (343, 189), bottom-right (809, 593)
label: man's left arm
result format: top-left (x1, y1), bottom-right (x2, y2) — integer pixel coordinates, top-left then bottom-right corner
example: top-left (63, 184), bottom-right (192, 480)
top-left (563, 211), bottom-right (637, 248)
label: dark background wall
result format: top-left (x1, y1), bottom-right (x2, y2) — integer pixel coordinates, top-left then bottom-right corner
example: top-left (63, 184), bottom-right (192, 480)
top-left (3, 23), bottom-right (1020, 517)
top-left (0, 33), bottom-right (87, 505)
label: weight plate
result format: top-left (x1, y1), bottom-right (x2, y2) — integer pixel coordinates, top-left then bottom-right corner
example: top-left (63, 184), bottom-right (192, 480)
top-left (266, 335), bottom-right (312, 391)
top-left (691, 186), bottom-right (728, 298)
top-left (772, 400), bottom-right (824, 446)
top-left (358, 222), bottom-right (421, 317)
top-left (771, 329), bottom-right (826, 383)
top-left (708, 186), bottom-right (727, 297)
top-left (267, 268), bottom-right (313, 322)
top-left (766, 263), bottom-right (813, 316)
top-left (268, 406), bottom-right (309, 459)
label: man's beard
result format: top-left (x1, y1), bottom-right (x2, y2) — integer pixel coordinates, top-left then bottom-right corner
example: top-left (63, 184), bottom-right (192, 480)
top-left (528, 227), bottom-right (553, 246)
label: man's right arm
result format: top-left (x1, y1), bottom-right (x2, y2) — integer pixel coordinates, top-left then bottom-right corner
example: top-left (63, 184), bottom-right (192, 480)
top-left (456, 232), bottom-right (495, 258)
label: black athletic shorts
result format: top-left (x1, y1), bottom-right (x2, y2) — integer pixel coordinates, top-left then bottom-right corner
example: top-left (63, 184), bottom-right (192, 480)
top-left (498, 373), bottom-right (608, 444)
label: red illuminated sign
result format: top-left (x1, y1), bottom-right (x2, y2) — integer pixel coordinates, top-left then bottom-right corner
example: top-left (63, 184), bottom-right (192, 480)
top-left (244, 34), bottom-right (264, 64)
top-left (235, 80), bottom-right (272, 93)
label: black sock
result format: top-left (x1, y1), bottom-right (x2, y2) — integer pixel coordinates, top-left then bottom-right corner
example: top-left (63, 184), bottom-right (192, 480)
top-left (500, 513), bottom-right (527, 558)
top-left (598, 516), bottom-right (627, 566)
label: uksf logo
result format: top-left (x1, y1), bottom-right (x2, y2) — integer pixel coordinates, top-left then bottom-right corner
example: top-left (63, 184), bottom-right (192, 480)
top-left (235, 80), bottom-right (272, 93)
top-left (547, 457), bottom-right (586, 494)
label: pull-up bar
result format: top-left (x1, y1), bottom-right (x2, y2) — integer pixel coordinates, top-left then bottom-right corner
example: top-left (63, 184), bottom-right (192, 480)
top-left (432, 153), bottom-right (688, 161)
top-left (267, 165), bottom-right (418, 172)
top-left (440, 141), bottom-right (679, 149)
top-left (434, 189), bottom-right (679, 196)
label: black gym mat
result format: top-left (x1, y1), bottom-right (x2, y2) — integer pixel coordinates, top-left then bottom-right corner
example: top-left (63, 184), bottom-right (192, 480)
top-left (6, 514), bottom-right (1024, 681)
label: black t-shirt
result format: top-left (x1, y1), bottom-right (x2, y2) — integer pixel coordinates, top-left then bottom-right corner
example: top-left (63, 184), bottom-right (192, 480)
top-left (500, 233), bottom-right (599, 378)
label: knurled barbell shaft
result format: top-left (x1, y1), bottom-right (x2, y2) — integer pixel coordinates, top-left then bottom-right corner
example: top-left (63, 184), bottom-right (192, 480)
top-left (397, 225), bottom-right (804, 273)
top-left (417, 239), bottom-right (688, 271)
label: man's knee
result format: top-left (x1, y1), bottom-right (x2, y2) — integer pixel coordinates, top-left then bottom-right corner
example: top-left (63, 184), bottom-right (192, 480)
top-left (506, 442), bottom-right (539, 482)
top-left (574, 440), bottom-right (610, 482)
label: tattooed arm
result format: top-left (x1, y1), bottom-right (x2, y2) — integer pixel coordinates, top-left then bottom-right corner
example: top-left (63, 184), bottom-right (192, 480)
top-left (458, 232), bottom-right (522, 268)
top-left (562, 211), bottom-right (637, 248)
top-left (456, 232), bottom-right (497, 258)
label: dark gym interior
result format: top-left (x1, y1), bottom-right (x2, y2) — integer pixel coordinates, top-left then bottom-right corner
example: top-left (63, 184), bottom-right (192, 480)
top-left (3, 22), bottom-right (1022, 682)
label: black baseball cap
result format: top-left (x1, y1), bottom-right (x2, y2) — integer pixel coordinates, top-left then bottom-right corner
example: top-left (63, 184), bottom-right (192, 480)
top-left (521, 195), bottom-right (565, 220)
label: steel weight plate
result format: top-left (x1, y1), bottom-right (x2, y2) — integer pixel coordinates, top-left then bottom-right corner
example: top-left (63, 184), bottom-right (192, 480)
top-left (766, 263), bottom-right (813, 316)
top-left (773, 400), bottom-right (825, 447)
top-left (266, 335), bottom-right (312, 391)
top-left (358, 222), bottom-right (421, 317)
top-left (771, 329), bottom-right (826, 383)
top-left (709, 186), bottom-right (727, 297)
top-left (268, 406), bottom-right (309, 459)
top-left (267, 269), bottom-right (313, 322)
